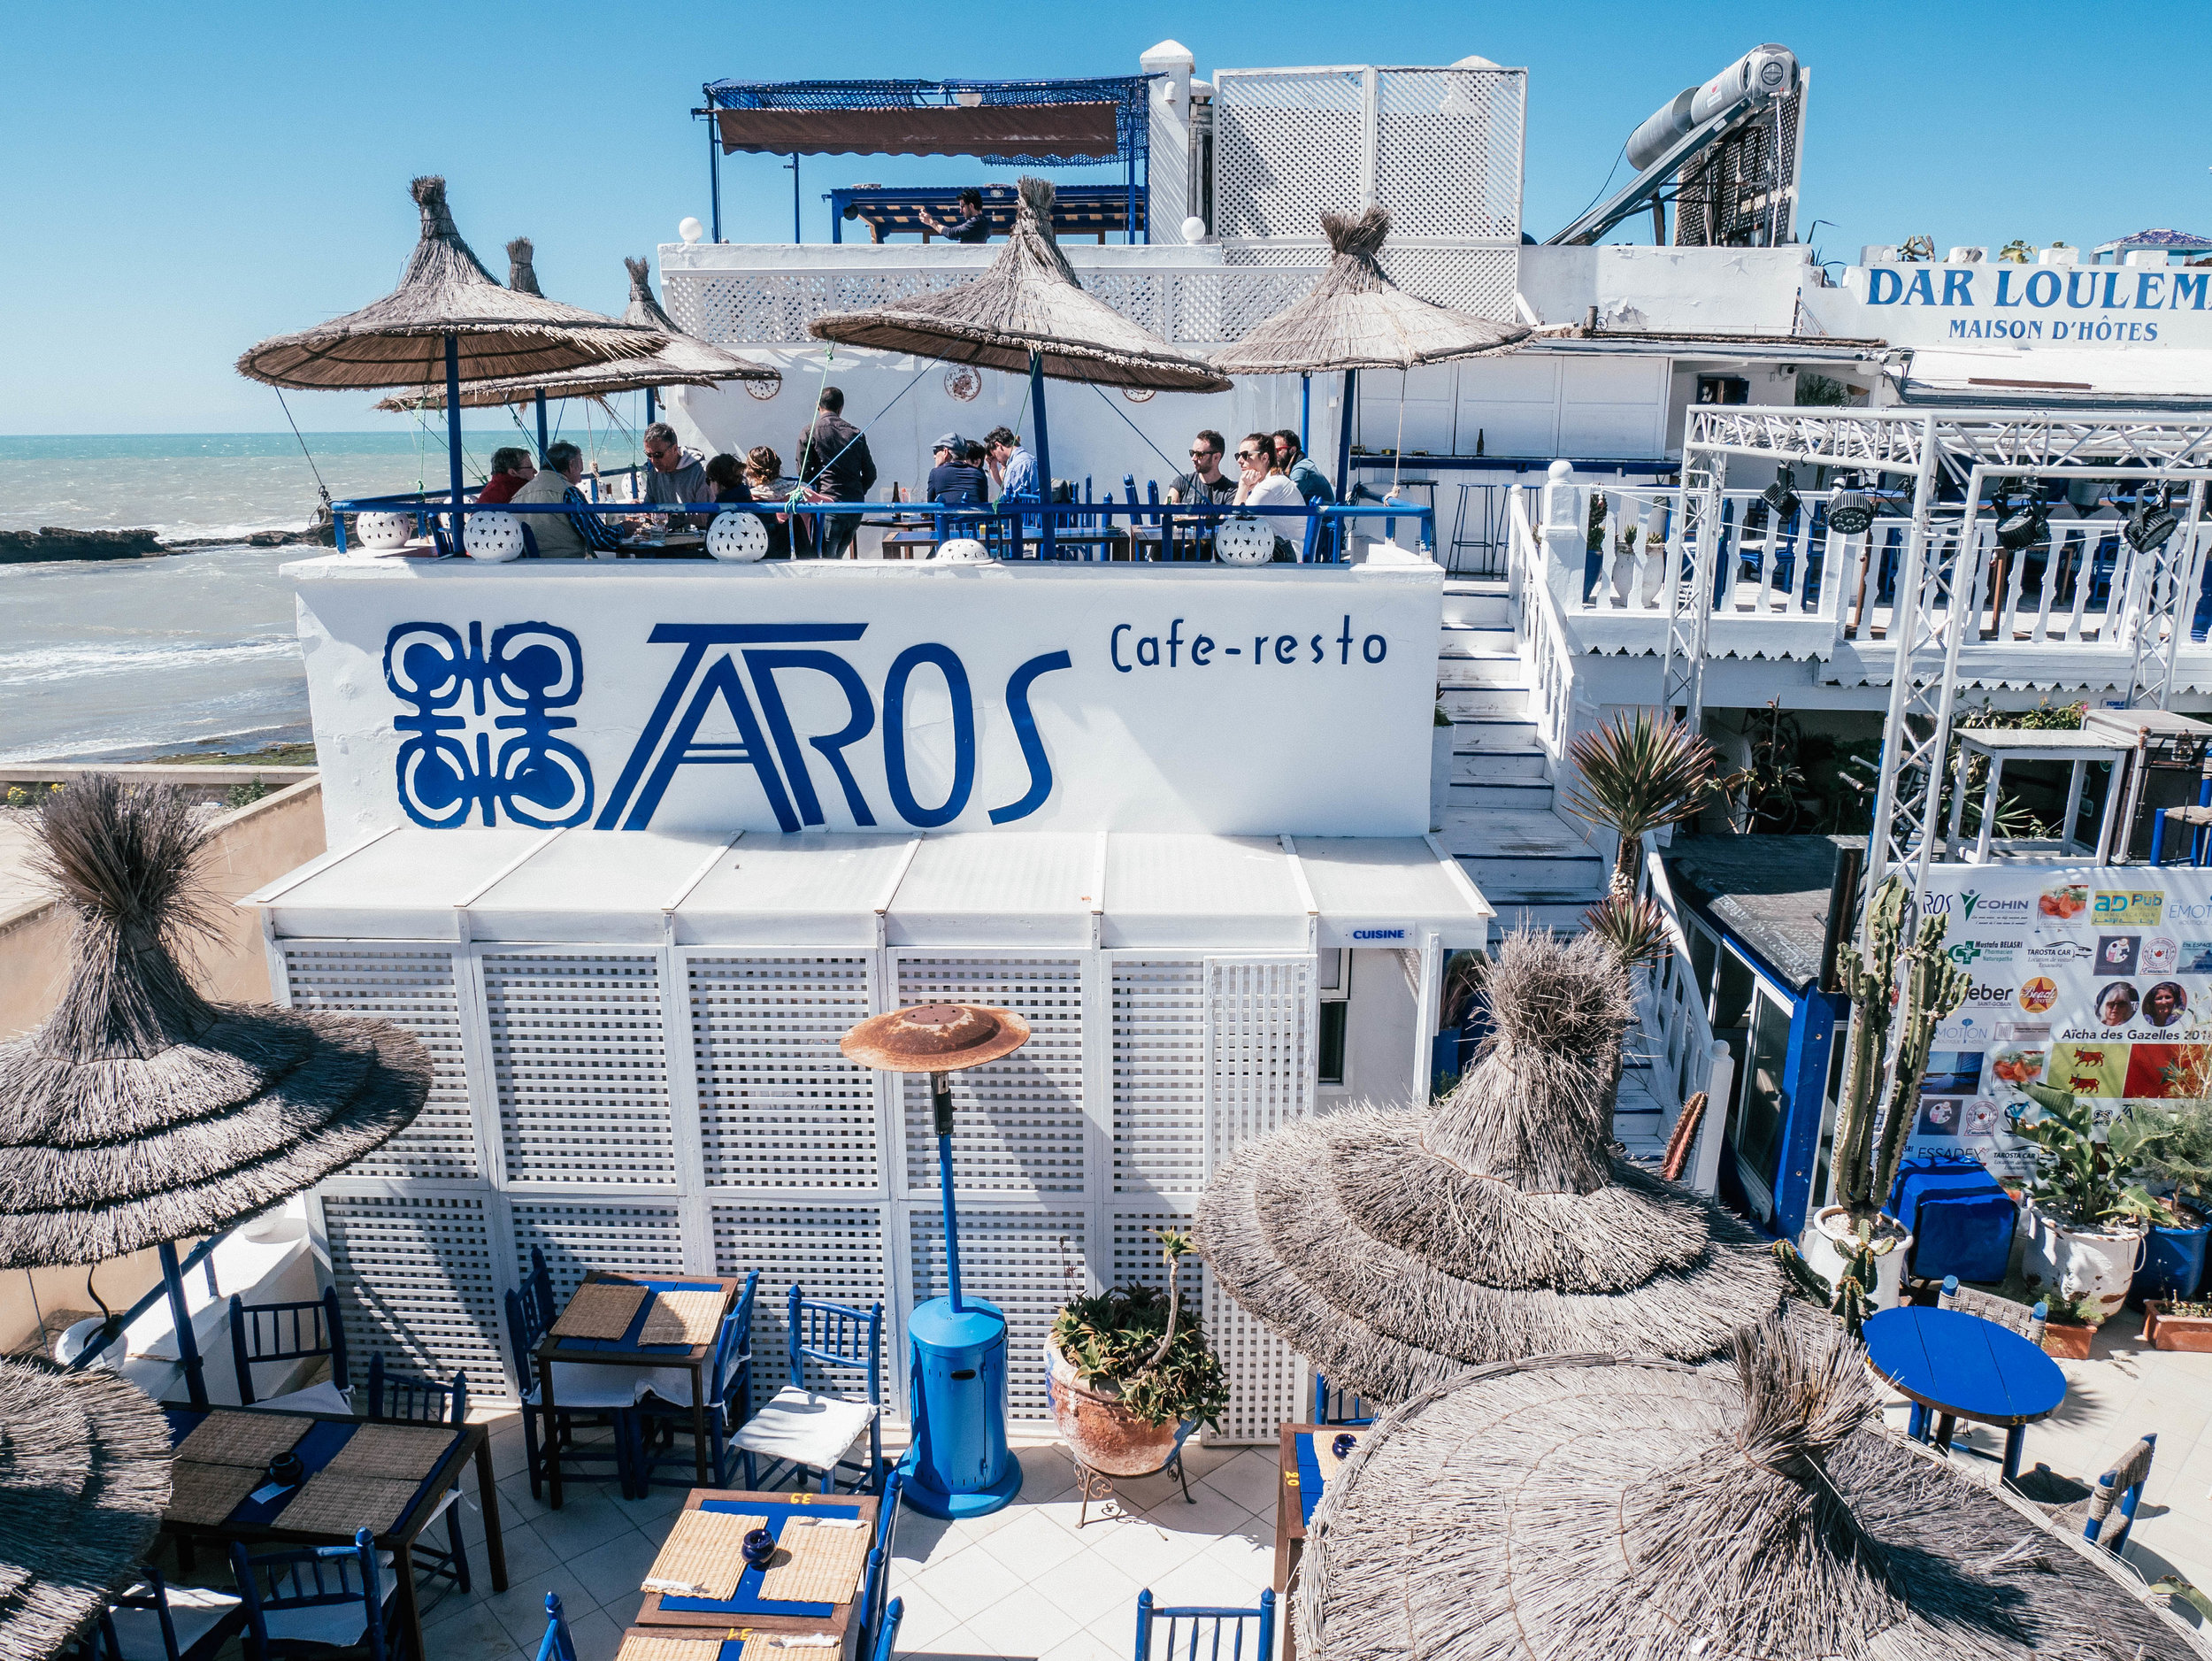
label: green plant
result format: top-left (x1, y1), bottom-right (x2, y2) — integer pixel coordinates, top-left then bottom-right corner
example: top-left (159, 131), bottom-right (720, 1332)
top-left (1434, 704), bottom-right (1453, 729)
top-left (4, 786), bottom-right (30, 808)
top-left (224, 779), bottom-right (271, 810)
top-left (2008, 1081), bottom-right (2170, 1229)
top-left (1049, 1230), bottom-right (1228, 1430)
top-left (1995, 240), bottom-right (2035, 264)
top-left (1582, 890), bottom-right (1671, 969)
top-left (2129, 1096), bottom-right (2212, 1220)
top-left (1793, 373), bottom-right (1850, 408)
top-left (1992, 1268), bottom-right (2103, 1327)
top-left (1561, 711), bottom-right (1721, 899)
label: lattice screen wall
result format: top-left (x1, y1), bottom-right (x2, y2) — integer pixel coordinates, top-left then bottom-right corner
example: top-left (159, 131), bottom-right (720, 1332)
top-left (291, 942), bottom-right (1317, 1441)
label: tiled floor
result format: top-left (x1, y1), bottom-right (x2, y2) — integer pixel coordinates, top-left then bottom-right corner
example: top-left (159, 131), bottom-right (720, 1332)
top-left (143, 1327), bottom-right (2211, 1660)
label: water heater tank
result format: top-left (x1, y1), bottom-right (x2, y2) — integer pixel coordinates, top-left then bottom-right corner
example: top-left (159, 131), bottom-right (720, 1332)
top-left (1624, 45), bottom-right (1797, 172)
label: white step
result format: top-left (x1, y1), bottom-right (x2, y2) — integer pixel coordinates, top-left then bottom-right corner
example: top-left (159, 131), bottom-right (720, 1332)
top-left (1436, 653), bottom-right (1526, 688)
top-left (1443, 684), bottom-right (1532, 717)
top-left (1442, 809), bottom-right (1609, 903)
top-left (1450, 778), bottom-right (1555, 811)
top-left (1455, 747), bottom-right (1547, 782)
top-left (1490, 899), bottom-right (1608, 934)
top-left (1439, 621), bottom-right (1516, 649)
top-left (1442, 581), bottom-right (1513, 628)
top-left (1451, 714), bottom-right (1539, 749)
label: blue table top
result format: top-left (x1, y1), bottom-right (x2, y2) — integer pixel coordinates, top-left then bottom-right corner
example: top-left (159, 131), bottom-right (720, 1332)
top-left (163, 1408), bottom-right (462, 1536)
top-left (655, 1498), bottom-right (865, 1620)
top-left (549, 1278), bottom-right (730, 1359)
top-left (1861, 1306), bottom-right (2067, 1426)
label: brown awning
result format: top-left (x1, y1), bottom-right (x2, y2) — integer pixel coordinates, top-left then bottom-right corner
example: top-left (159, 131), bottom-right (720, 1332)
top-left (716, 103), bottom-right (1118, 160)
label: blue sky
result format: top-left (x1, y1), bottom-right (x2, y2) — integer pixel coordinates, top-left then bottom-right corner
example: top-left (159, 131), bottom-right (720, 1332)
top-left (4, 0), bottom-right (2208, 433)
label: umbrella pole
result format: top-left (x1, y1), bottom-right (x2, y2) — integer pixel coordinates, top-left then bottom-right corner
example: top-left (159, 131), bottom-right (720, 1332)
top-left (534, 389), bottom-right (549, 465)
top-left (444, 334), bottom-right (465, 543)
top-left (1302, 373), bottom-right (1311, 453)
top-left (932, 1071), bottom-right (965, 1313)
top-left (1030, 350), bottom-right (1057, 561)
top-left (1335, 367), bottom-right (1357, 502)
top-left (157, 1240), bottom-right (208, 1407)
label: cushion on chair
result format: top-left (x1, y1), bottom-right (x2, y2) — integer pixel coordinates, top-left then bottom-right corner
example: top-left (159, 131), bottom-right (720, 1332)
top-left (247, 1380), bottom-right (354, 1416)
top-left (108, 1585), bottom-right (241, 1660)
top-left (258, 1552), bottom-right (396, 1647)
top-left (729, 1386), bottom-right (877, 1470)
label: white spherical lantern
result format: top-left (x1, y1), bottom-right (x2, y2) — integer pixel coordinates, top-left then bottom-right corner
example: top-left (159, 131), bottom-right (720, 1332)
top-left (679, 216), bottom-right (705, 244)
top-left (352, 511), bottom-right (415, 555)
top-left (463, 510), bottom-right (527, 562)
top-left (705, 511), bottom-right (771, 562)
top-left (934, 537), bottom-right (991, 563)
top-left (1214, 515), bottom-right (1275, 565)
top-left (1180, 215), bottom-right (1209, 242)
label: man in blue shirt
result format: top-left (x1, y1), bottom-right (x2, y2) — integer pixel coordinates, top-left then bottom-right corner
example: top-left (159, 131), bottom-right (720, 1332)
top-left (926, 433), bottom-right (987, 506)
top-left (1273, 431), bottom-right (1337, 505)
top-left (918, 188), bottom-right (992, 243)
top-left (985, 425), bottom-right (1040, 534)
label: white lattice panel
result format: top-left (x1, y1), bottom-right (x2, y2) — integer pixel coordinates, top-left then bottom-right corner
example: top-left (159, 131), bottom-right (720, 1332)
top-left (908, 1208), bottom-right (1087, 1418)
top-left (1109, 1207), bottom-right (1203, 1308)
top-left (1208, 1283), bottom-right (1310, 1442)
top-left (1111, 959), bottom-right (1206, 1196)
top-left (1214, 69), bottom-right (1366, 241)
top-left (280, 945), bottom-right (476, 1180)
top-left (1375, 246), bottom-right (1517, 320)
top-left (896, 957), bottom-right (1086, 1196)
top-left (1207, 958), bottom-right (1315, 1172)
top-left (712, 1203), bottom-right (891, 1402)
top-left (1170, 269), bottom-right (1320, 347)
top-left (319, 1194), bottom-right (508, 1401)
top-left (481, 953), bottom-right (674, 1185)
top-left (1076, 272), bottom-right (1167, 339)
top-left (1375, 68), bottom-right (1523, 242)
top-left (509, 1199), bottom-right (687, 1304)
top-left (689, 956), bottom-right (878, 1189)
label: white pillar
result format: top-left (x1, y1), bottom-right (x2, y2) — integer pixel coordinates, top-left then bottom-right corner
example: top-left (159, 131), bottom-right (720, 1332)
top-left (1141, 40), bottom-right (1196, 244)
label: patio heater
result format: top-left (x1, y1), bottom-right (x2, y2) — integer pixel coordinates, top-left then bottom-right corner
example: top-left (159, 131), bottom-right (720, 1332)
top-left (841, 1003), bottom-right (1032, 1518)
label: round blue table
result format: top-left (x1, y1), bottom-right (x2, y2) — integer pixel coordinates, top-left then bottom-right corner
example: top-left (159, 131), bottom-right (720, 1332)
top-left (1861, 1305), bottom-right (2067, 1480)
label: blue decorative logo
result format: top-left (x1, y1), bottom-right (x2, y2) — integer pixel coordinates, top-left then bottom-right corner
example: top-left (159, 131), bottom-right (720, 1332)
top-left (383, 622), bottom-right (594, 828)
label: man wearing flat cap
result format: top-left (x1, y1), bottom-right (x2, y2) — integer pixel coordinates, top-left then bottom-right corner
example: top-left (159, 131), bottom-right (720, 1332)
top-left (926, 431), bottom-right (987, 508)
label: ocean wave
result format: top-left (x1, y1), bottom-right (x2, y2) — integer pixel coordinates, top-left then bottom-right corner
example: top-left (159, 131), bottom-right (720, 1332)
top-left (0, 637), bottom-right (301, 688)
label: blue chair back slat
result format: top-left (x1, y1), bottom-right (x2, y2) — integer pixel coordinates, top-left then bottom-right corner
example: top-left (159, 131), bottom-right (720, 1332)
top-left (231, 1528), bottom-right (388, 1661)
top-left (228, 1287), bottom-right (349, 1405)
top-left (89, 1565), bottom-right (242, 1661)
top-left (2085, 1432), bottom-right (2155, 1551)
top-left (527, 1246), bottom-right (559, 1334)
top-left (855, 1465), bottom-right (905, 1649)
top-left (870, 1598), bottom-right (904, 1661)
top-left (1311, 1374), bottom-right (1373, 1426)
top-left (504, 1288), bottom-right (542, 1396)
top-left (1133, 1588), bottom-right (1274, 1661)
top-left (365, 1352), bottom-right (467, 1426)
top-left (536, 1592), bottom-right (579, 1661)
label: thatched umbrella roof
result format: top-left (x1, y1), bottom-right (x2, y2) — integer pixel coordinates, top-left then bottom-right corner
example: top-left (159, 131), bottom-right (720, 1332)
top-left (1210, 208), bottom-right (1528, 375)
top-left (376, 256), bottom-right (780, 411)
top-left (0, 1357), bottom-right (173, 1659)
top-left (0, 778), bottom-right (429, 1268)
top-left (506, 236), bottom-right (544, 296)
top-left (234, 177), bottom-right (664, 391)
top-left (1194, 929), bottom-right (1785, 1406)
top-left (1295, 1320), bottom-right (2205, 1661)
top-left (810, 177), bottom-right (1230, 391)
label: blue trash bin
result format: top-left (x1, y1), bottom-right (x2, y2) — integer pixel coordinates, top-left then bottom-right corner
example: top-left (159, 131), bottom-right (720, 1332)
top-left (1889, 1155), bottom-right (2018, 1286)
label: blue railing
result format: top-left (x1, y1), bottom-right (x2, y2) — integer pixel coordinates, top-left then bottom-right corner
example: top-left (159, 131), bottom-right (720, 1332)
top-left (327, 494), bottom-right (1437, 565)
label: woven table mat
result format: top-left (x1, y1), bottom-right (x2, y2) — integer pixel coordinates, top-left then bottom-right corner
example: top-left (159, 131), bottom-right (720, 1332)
top-left (737, 1634), bottom-right (841, 1658)
top-left (644, 1507), bottom-right (766, 1602)
top-left (323, 1423), bottom-right (453, 1482)
top-left (278, 1469), bottom-right (426, 1538)
top-left (639, 1288), bottom-right (726, 1347)
top-left (165, 1460), bottom-right (265, 1527)
top-left (616, 1639), bottom-right (720, 1661)
top-left (758, 1517), bottom-right (869, 1607)
top-left (1313, 1429), bottom-right (1363, 1485)
top-left (174, 1411), bottom-right (307, 1469)
top-left (553, 1281), bottom-right (649, 1340)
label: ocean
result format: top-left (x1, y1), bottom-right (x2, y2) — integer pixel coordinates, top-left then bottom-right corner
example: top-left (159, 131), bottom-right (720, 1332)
top-left (0, 430), bottom-right (644, 762)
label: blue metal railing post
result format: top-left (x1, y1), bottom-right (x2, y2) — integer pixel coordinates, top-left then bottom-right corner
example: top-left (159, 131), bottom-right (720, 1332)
top-left (1335, 368), bottom-right (1357, 501)
top-left (534, 389), bottom-right (549, 465)
top-left (443, 334), bottom-right (465, 542)
top-left (157, 1239), bottom-right (208, 1407)
top-left (1029, 350), bottom-right (1056, 561)
top-left (790, 155), bottom-right (802, 244)
top-left (1301, 373), bottom-right (1311, 453)
top-left (708, 109), bottom-right (723, 242)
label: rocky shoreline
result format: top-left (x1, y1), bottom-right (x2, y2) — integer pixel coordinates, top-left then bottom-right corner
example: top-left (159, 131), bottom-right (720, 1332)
top-left (0, 522), bottom-right (335, 563)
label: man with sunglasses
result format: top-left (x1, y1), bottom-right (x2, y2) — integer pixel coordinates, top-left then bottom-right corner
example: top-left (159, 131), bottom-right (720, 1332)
top-left (1168, 430), bottom-right (1238, 505)
top-left (640, 420), bottom-right (712, 533)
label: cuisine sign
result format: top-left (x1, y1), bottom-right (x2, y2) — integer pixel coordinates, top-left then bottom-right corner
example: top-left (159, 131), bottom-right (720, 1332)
top-left (1912, 865), bottom-right (2212, 1178)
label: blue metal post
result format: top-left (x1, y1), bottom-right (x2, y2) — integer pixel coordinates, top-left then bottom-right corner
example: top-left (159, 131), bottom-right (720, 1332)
top-left (444, 334), bottom-right (465, 545)
top-left (709, 112), bottom-right (723, 242)
top-left (790, 155), bottom-right (802, 244)
top-left (1301, 374), bottom-right (1310, 453)
top-left (1029, 350), bottom-right (1056, 561)
top-left (157, 1239), bottom-right (207, 1407)
top-left (937, 1142), bottom-right (965, 1313)
top-left (645, 387), bottom-right (657, 428)
top-left (534, 388), bottom-right (549, 465)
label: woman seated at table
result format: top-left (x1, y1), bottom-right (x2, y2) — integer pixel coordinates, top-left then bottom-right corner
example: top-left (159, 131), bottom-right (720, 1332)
top-left (742, 446), bottom-right (804, 558)
top-left (1232, 431), bottom-right (1308, 561)
top-left (705, 452), bottom-right (752, 505)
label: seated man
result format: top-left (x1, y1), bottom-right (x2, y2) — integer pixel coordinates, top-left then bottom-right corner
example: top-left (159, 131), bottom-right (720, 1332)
top-left (918, 188), bottom-right (992, 244)
top-left (926, 432), bottom-right (987, 506)
top-left (641, 420), bottom-right (713, 531)
top-left (984, 425), bottom-right (1041, 535)
top-left (1272, 431), bottom-right (1335, 504)
top-left (509, 440), bottom-right (623, 558)
top-left (477, 446), bottom-right (536, 504)
top-left (1168, 431), bottom-right (1238, 505)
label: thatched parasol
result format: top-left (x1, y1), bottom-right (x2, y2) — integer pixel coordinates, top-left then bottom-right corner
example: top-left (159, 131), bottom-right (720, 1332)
top-left (1194, 929), bottom-right (1785, 1407)
top-left (1210, 207), bottom-right (1528, 496)
top-left (1294, 1320), bottom-right (2205, 1661)
top-left (0, 1357), bottom-right (173, 1659)
top-left (0, 777), bottom-right (428, 1296)
top-left (506, 236), bottom-right (544, 296)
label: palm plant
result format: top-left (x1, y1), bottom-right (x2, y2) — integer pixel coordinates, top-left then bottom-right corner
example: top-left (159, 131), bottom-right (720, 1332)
top-left (1562, 711), bottom-right (1721, 898)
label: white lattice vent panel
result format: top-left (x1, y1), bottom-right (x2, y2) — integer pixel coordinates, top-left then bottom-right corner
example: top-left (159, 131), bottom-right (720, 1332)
top-left (281, 945), bottom-right (476, 1180)
top-left (896, 957), bottom-right (1086, 1196)
top-left (671, 271), bottom-right (969, 347)
top-left (319, 1194), bottom-right (509, 1402)
top-left (908, 1208), bottom-right (1087, 1419)
top-left (1109, 1207), bottom-right (1203, 1308)
top-left (689, 956), bottom-right (877, 1188)
top-left (1078, 273), bottom-right (1167, 339)
top-left (1206, 1283), bottom-right (1307, 1443)
top-left (1215, 70), bottom-right (1365, 241)
top-left (712, 1203), bottom-right (891, 1403)
top-left (1374, 68), bottom-right (1524, 242)
top-left (1207, 957), bottom-right (1315, 1171)
top-left (1111, 959), bottom-right (1206, 1196)
top-left (1374, 247), bottom-right (1517, 321)
top-left (482, 953), bottom-right (674, 1185)
top-left (509, 1200), bottom-right (687, 1306)
top-left (1171, 270), bottom-right (1321, 349)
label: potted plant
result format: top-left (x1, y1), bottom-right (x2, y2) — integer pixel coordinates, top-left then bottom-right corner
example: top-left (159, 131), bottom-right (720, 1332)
top-left (2007, 1083), bottom-right (2163, 1323)
top-left (2127, 1096), bottom-right (2212, 1304)
top-left (1560, 710), bottom-right (1721, 901)
top-left (1779, 876), bottom-right (1968, 1322)
top-left (1046, 1230), bottom-right (1228, 1477)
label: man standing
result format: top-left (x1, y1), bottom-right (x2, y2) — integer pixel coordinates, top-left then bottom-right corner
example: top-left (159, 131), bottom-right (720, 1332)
top-left (510, 441), bottom-right (624, 558)
top-left (918, 188), bottom-right (992, 244)
top-left (795, 387), bottom-right (877, 558)
top-left (1168, 431), bottom-right (1237, 504)
top-left (641, 421), bottom-right (712, 530)
top-left (477, 447), bottom-right (536, 504)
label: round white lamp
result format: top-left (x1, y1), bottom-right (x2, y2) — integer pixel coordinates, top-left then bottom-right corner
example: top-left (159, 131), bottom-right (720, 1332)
top-left (934, 538), bottom-right (991, 563)
top-left (352, 511), bottom-right (414, 557)
top-left (705, 511), bottom-right (771, 562)
top-left (679, 216), bottom-right (705, 244)
top-left (463, 510), bottom-right (527, 562)
top-left (1214, 515), bottom-right (1275, 565)
top-left (1180, 215), bottom-right (1209, 242)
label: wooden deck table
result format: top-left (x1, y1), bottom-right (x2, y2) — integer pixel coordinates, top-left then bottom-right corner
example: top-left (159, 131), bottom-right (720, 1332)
top-left (1862, 1304), bottom-right (2067, 1480)
top-left (631, 1486), bottom-right (879, 1658)
top-left (1275, 1422), bottom-right (1368, 1661)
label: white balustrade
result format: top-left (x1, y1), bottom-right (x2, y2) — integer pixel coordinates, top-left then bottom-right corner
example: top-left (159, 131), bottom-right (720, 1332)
top-left (1634, 831), bottom-right (1731, 1196)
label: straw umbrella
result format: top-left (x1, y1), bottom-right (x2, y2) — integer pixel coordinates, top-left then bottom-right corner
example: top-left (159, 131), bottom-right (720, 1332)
top-left (1294, 1319), bottom-right (2204, 1661)
top-left (0, 1357), bottom-right (173, 1659)
top-left (235, 176), bottom-right (664, 519)
top-left (1211, 206), bottom-right (1529, 499)
top-left (810, 176), bottom-right (1229, 558)
top-left (1194, 928), bottom-right (1786, 1407)
top-left (0, 778), bottom-right (429, 1403)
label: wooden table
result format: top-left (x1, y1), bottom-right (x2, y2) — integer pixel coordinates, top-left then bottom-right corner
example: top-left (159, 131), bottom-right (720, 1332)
top-left (1862, 1305), bottom-right (2068, 1480)
top-left (619, 532), bottom-right (710, 558)
top-left (538, 1272), bottom-right (744, 1507)
top-left (160, 1404), bottom-right (505, 1661)
top-left (633, 1487), bottom-right (879, 1658)
top-left (1275, 1422), bottom-right (1365, 1661)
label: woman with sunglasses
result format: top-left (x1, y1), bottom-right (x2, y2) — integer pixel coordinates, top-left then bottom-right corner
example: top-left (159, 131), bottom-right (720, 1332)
top-left (1232, 432), bottom-right (1308, 560)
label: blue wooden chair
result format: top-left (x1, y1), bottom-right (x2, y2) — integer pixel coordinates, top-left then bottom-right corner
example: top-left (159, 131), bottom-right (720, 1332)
top-left (1311, 1375), bottom-right (1374, 1426)
top-left (534, 1592), bottom-right (578, 1661)
top-left (504, 1286), bottom-right (638, 1500)
top-left (870, 1597), bottom-right (904, 1661)
top-left (81, 1567), bottom-right (244, 1661)
top-left (2014, 1434), bottom-right (2157, 1553)
top-left (730, 1287), bottom-right (885, 1494)
top-left (1133, 1588), bottom-right (1275, 1660)
top-left (229, 1528), bottom-right (400, 1660)
top-left (633, 1271), bottom-right (759, 1490)
top-left (362, 1354), bottom-right (470, 1592)
top-left (524, 1245), bottom-right (559, 1334)
top-left (854, 1465), bottom-right (906, 1656)
top-left (228, 1288), bottom-right (350, 1408)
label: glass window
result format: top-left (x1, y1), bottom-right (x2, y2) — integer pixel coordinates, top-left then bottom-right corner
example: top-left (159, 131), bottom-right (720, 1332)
top-left (1734, 988), bottom-right (1796, 1214)
top-left (1318, 1002), bottom-right (1348, 1086)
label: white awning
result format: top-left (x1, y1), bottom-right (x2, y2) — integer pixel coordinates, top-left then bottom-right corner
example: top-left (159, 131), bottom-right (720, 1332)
top-left (1892, 346), bottom-right (2212, 411)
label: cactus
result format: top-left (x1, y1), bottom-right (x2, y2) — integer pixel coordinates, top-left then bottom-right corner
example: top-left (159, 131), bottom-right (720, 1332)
top-left (1869, 907), bottom-right (1972, 1216)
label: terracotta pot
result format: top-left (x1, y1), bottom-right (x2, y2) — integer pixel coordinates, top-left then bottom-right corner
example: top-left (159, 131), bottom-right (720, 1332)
top-left (2040, 1319), bottom-right (2097, 1359)
top-left (2140, 1302), bottom-right (2212, 1353)
top-left (1047, 1341), bottom-right (1179, 1477)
